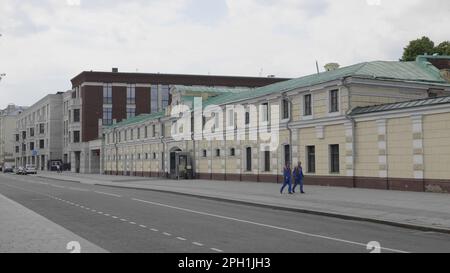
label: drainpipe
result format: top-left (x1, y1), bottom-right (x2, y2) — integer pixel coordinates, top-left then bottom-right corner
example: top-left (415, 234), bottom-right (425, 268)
top-left (113, 127), bottom-right (119, 176)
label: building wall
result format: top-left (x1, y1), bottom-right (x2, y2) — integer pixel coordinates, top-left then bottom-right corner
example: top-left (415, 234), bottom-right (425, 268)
top-left (423, 113), bottom-right (450, 180)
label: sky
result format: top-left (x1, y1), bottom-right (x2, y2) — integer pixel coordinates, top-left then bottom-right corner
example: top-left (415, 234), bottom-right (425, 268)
top-left (0, 0), bottom-right (449, 109)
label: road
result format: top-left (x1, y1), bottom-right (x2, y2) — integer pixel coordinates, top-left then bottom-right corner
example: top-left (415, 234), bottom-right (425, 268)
top-left (0, 173), bottom-right (449, 253)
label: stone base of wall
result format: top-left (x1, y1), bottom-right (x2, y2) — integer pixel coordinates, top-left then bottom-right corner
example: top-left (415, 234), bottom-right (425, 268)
top-left (102, 170), bottom-right (450, 193)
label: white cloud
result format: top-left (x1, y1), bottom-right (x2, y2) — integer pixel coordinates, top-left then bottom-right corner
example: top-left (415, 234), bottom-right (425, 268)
top-left (0, 0), bottom-right (449, 109)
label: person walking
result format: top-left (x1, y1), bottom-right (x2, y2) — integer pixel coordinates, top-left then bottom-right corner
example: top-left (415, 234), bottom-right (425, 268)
top-left (280, 162), bottom-right (293, 194)
top-left (293, 162), bottom-right (305, 194)
top-left (56, 164), bottom-right (61, 174)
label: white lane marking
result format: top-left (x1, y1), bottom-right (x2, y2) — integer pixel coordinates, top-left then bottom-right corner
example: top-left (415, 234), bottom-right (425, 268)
top-left (120, 219), bottom-right (128, 222)
top-left (129, 222), bottom-right (136, 225)
top-left (69, 187), bottom-right (89, 192)
top-left (211, 248), bottom-right (224, 253)
top-left (163, 232), bottom-right (172, 236)
top-left (94, 191), bottom-right (122, 198)
top-left (112, 216), bottom-right (119, 219)
top-left (193, 242), bottom-right (204, 247)
top-left (177, 237), bottom-right (187, 241)
top-left (139, 225), bottom-right (147, 228)
top-left (131, 198), bottom-right (408, 253)
top-left (151, 228), bottom-right (159, 232)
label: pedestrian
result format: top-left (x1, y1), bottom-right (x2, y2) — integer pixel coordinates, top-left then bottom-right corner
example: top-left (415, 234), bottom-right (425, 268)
top-left (280, 162), bottom-right (293, 194)
top-left (293, 162), bottom-right (305, 194)
top-left (56, 164), bottom-right (61, 174)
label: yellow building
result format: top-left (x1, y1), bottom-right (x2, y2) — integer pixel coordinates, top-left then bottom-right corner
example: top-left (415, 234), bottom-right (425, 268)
top-left (102, 55), bottom-right (450, 193)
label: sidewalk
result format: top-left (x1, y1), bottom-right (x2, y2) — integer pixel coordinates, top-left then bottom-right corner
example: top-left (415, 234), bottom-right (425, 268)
top-left (37, 171), bottom-right (450, 233)
top-left (0, 193), bottom-right (107, 253)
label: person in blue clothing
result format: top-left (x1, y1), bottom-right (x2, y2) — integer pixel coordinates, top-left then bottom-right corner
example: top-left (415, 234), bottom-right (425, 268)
top-left (280, 162), bottom-right (293, 194)
top-left (293, 162), bottom-right (305, 194)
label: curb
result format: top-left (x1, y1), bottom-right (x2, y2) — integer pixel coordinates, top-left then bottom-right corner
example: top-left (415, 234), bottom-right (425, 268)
top-left (94, 183), bottom-right (450, 235)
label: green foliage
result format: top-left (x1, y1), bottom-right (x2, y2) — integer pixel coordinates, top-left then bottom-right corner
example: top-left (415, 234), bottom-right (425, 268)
top-left (434, 41), bottom-right (450, 56)
top-left (401, 37), bottom-right (450, 61)
top-left (401, 36), bottom-right (435, 61)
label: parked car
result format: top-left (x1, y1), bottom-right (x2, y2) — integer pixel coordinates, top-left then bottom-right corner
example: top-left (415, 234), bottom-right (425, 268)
top-left (25, 165), bottom-right (37, 175)
top-left (16, 166), bottom-right (25, 175)
top-left (2, 163), bottom-right (14, 173)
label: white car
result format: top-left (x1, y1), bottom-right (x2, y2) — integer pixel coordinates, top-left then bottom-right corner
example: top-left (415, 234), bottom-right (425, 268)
top-left (25, 165), bottom-right (37, 175)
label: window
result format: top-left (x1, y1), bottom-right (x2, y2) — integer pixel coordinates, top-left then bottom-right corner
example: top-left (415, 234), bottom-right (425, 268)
top-left (264, 151), bottom-right (271, 172)
top-left (216, 149), bottom-right (221, 157)
top-left (40, 139), bottom-right (45, 149)
top-left (245, 111), bottom-right (250, 125)
top-left (130, 129), bottom-right (134, 140)
top-left (329, 90), bottom-right (339, 113)
top-left (22, 131), bottom-right (27, 140)
top-left (330, 144), bottom-right (340, 173)
top-left (152, 124), bottom-right (156, 137)
top-left (15, 134), bottom-right (19, 142)
top-left (73, 131), bottom-right (80, 143)
top-left (127, 84), bottom-right (136, 104)
top-left (202, 150), bottom-right (207, 158)
top-left (30, 142), bottom-right (34, 151)
top-left (137, 128), bottom-right (141, 139)
top-left (30, 128), bottom-right (35, 137)
top-left (153, 153), bottom-right (157, 160)
top-left (39, 124), bottom-right (45, 134)
top-left (230, 148), bottom-right (235, 156)
top-left (15, 146), bottom-right (19, 153)
top-left (151, 85), bottom-right (158, 112)
top-left (103, 108), bottom-right (112, 126)
top-left (161, 123), bottom-right (165, 137)
top-left (228, 109), bottom-right (234, 127)
top-left (73, 109), bottom-right (80, 123)
top-left (22, 143), bottom-right (26, 152)
top-left (282, 99), bottom-right (290, 119)
top-left (261, 103), bottom-right (269, 122)
top-left (144, 126), bottom-right (148, 138)
top-left (103, 84), bottom-right (112, 104)
top-left (304, 94), bottom-right (312, 116)
top-left (284, 145), bottom-right (291, 166)
top-left (127, 108), bottom-right (135, 119)
top-left (246, 147), bottom-right (252, 171)
top-left (161, 85), bottom-right (170, 109)
top-left (307, 146), bottom-right (315, 173)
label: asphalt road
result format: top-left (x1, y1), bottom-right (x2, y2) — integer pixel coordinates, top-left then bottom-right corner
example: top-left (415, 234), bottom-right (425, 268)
top-left (1, 173), bottom-right (449, 253)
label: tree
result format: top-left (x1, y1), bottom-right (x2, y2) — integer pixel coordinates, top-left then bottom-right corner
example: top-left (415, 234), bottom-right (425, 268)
top-left (401, 36), bottom-right (435, 61)
top-left (434, 41), bottom-right (450, 56)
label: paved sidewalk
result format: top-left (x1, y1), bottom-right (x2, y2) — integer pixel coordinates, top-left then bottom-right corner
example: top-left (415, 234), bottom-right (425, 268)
top-left (36, 172), bottom-right (450, 233)
top-left (0, 193), bottom-right (107, 253)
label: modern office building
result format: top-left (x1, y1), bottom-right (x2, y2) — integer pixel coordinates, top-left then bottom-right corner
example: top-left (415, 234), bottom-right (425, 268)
top-left (14, 93), bottom-right (63, 170)
top-left (64, 69), bottom-right (290, 173)
top-left (103, 55), bottom-right (450, 193)
top-left (0, 104), bottom-right (26, 169)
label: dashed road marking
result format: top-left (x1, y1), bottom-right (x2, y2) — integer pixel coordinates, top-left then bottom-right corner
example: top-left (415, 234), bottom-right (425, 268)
top-left (151, 228), bottom-right (159, 232)
top-left (129, 222), bottom-right (136, 225)
top-left (139, 225), bottom-right (147, 228)
top-left (211, 248), bottom-right (224, 253)
top-left (163, 232), bottom-right (172, 236)
top-left (193, 242), bottom-right (204, 247)
top-left (177, 237), bottom-right (187, 241)
top-left (131, 198), bottom-right (408, 253)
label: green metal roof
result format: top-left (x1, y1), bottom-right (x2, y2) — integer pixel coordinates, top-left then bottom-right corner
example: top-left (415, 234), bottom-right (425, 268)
top-left (203, 57), bottom-right (450, 107)
top-left (107, 111), bottom-right (165, 129)
top-left (350, 96), bottom-right (450, 115)
top-left (172, 85), bottom-right (250, 94)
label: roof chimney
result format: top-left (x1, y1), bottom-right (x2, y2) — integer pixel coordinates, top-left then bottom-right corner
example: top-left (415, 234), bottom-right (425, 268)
top-left (112, 68), bottom-right (119, 73)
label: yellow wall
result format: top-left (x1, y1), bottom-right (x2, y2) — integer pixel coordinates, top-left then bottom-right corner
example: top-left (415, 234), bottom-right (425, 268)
top-left (354, 120), bottom-right (379, 177)
top-left (387, 117), bottom-right (413, 178)
top-left (423, 113), bottom-right (450, 179)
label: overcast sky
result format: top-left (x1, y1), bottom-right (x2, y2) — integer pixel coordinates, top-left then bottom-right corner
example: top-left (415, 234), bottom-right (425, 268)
top-left (0, 0), bottom-right (449, 109)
